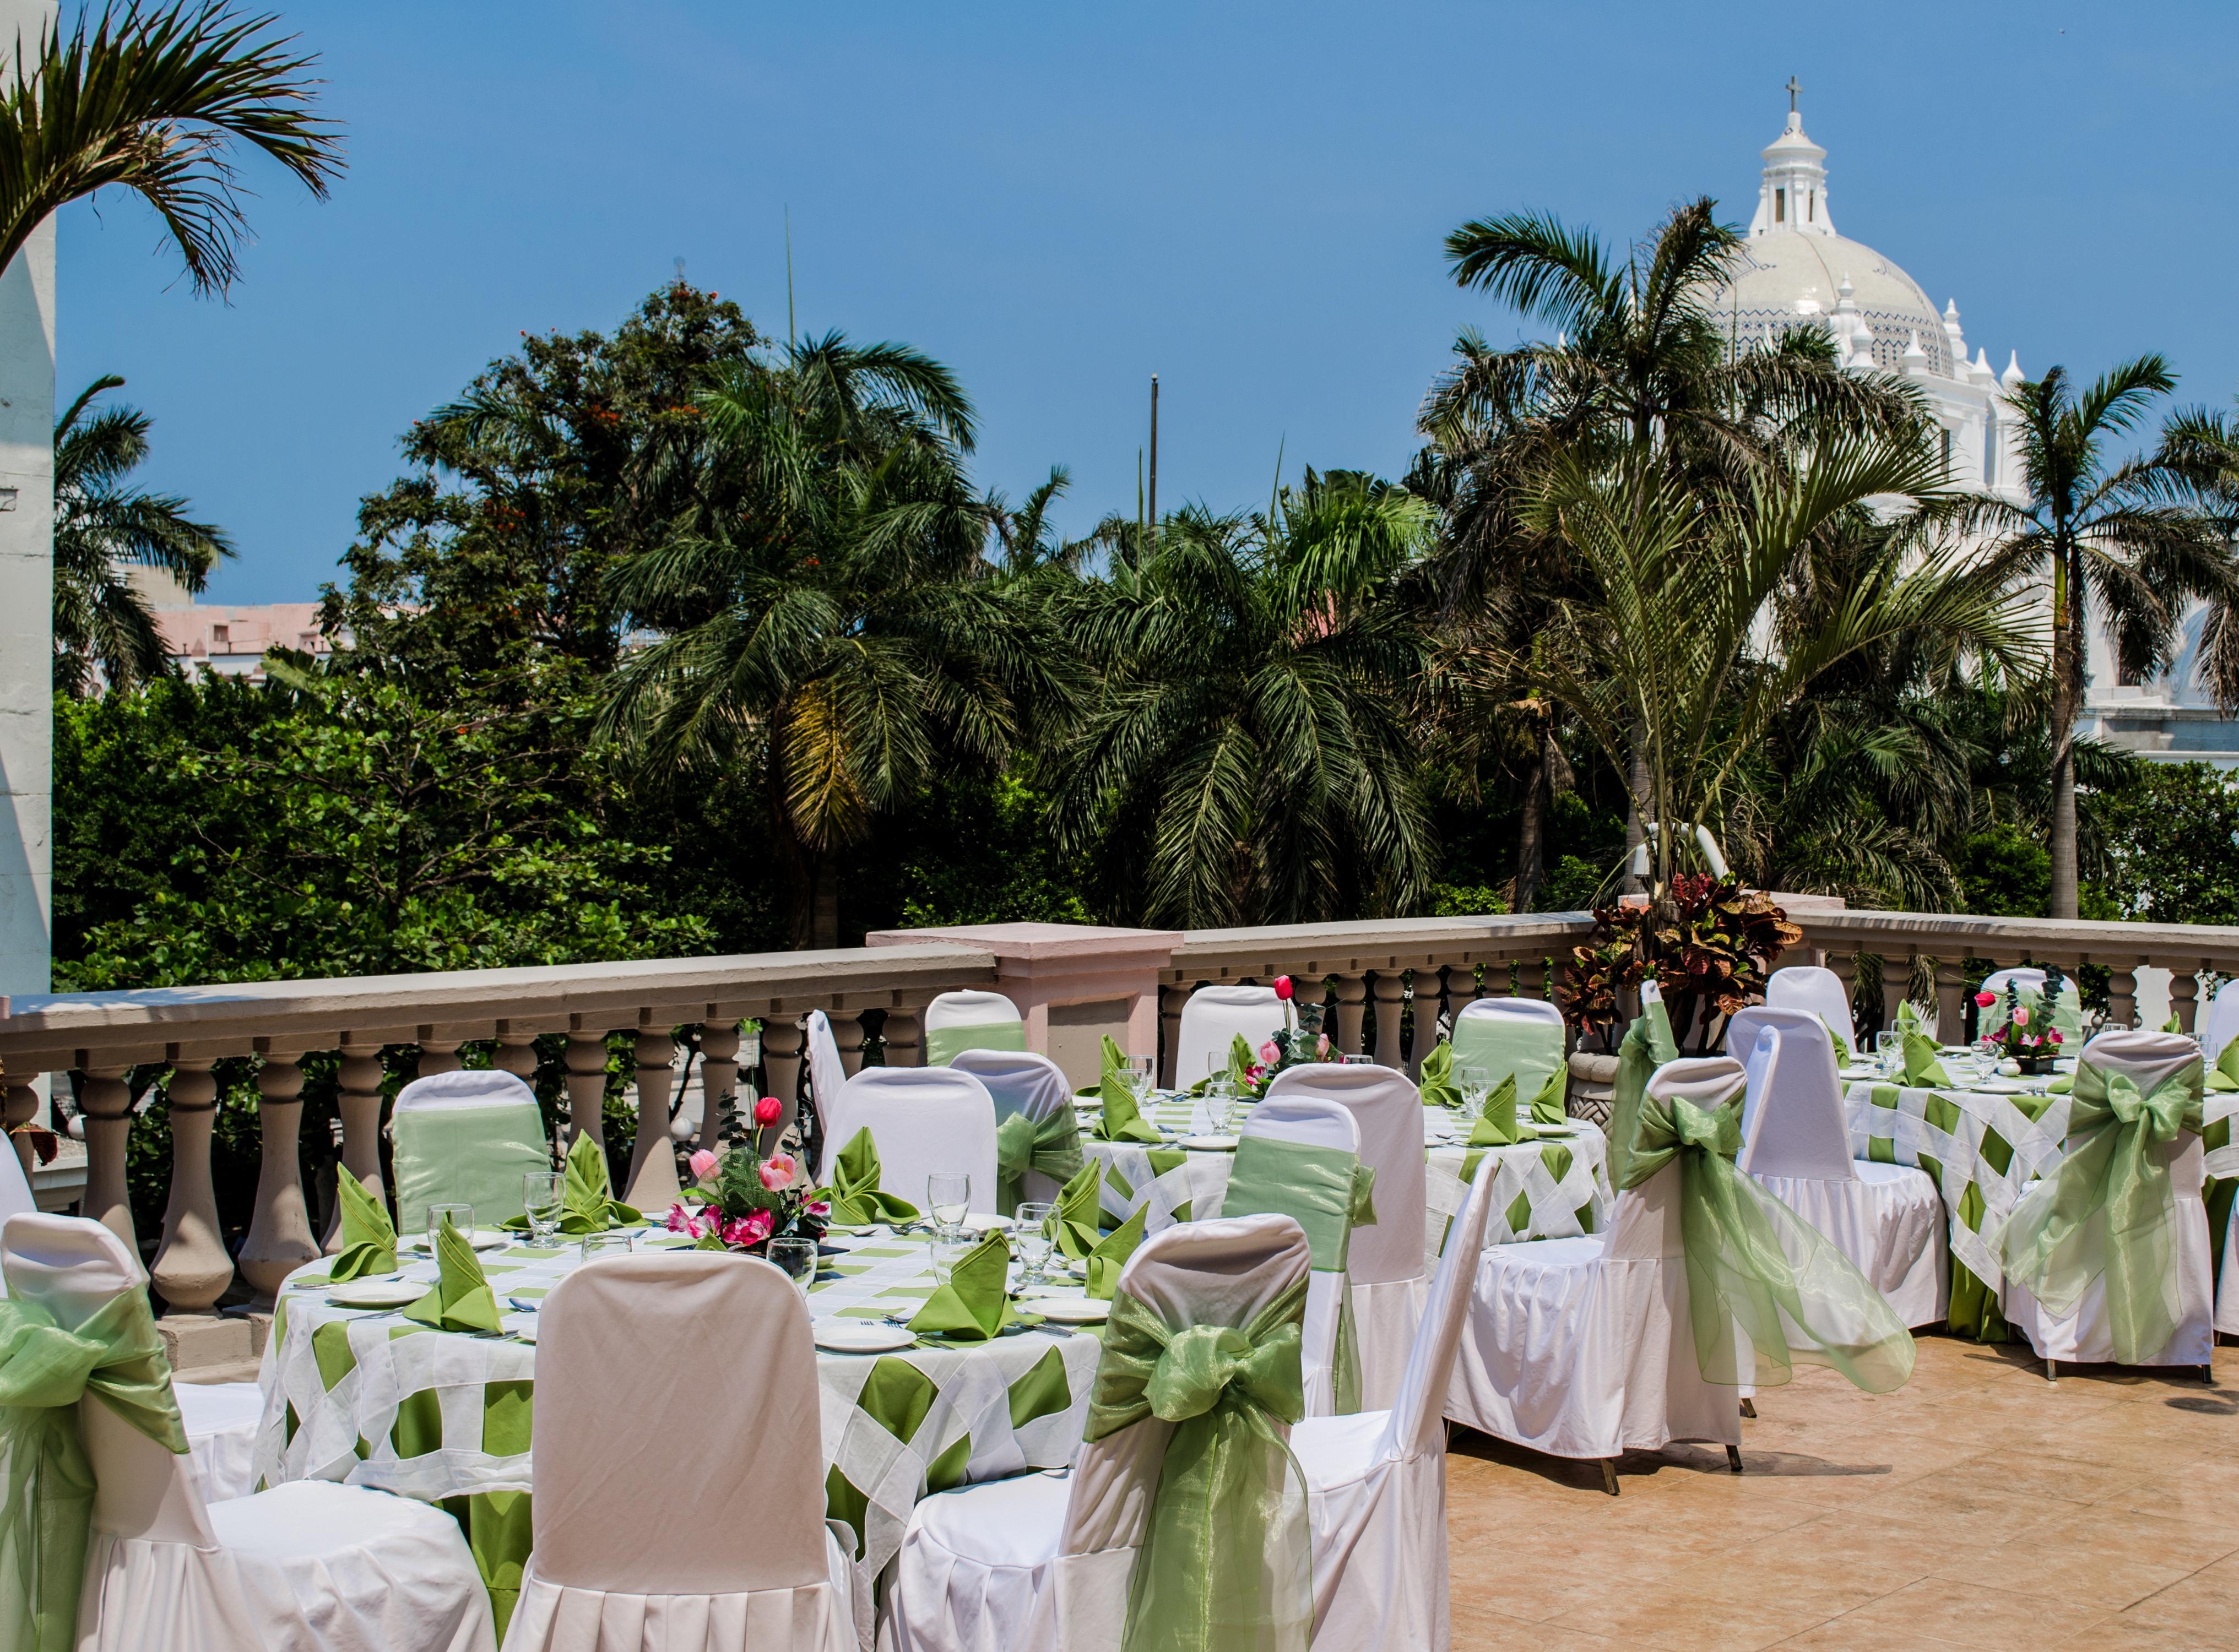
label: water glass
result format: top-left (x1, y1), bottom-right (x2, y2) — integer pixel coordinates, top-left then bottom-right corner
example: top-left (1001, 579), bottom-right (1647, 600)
top-left (427, 1203), bottom-right (474, 1251)
top-left (926, 1172), bottom-right (972, 1235)
top-left (768, 1237), bottom-right (818, 1303)
top-left (929, 1232), bottom-right (975, 1285)
top-left (1456, 1065), bottom-right (1492, 1123)
top-left (579, 1230), bottom-right (635, 1262)
top-left (1874, 1031), bottom-right (1899, 1075)
top-left (1126, 1056), bottom-right (1158, 1104)
top-left (1013, 1201), bottom-right (1055, 1285)
top-left (522, 1172), bottom-right (563, 1244)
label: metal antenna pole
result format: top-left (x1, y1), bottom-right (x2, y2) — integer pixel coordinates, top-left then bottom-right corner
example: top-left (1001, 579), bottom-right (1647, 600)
top-left (1148, 374), bottom-right (1159, 547)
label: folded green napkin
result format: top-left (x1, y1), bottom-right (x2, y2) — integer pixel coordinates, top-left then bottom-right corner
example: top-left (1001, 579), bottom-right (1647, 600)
top-left (816, 1126), bottom-right (921, 1225)
top-left (2212, 1040), bottom-right (2239, 1093)
top-left (1418, 1040), bottom-right (1462, 1110)
top-left (329, 1165), bottom-right (398, 1282)
top-left (2165, 1012), bottom-right (2184, 1034)
top-left (403, 1216), bottom-right (501, 1333)
top-left (1084, 1204), bottom-right (1148, 1300)
top-left (909, 1230), bottom-right (1021, 1341)
top-left (1901, 1028), bottom-right (1953, 1088)
top-left (2048, 1073), bottom-right (2075, 1094)
top-left (1091, 1064), bottom-right (1163, 1143)
top-left (1470, 1074), bottom-right (1524, 1146)
top-left (504, 1132), bottom-right (640, 1233)
top-left (1052, 1160), bottom-right (1105, 1259)
top-left (1527, 1064), bottom-right (1568, 1127)
top-left (1893, 998), bottom-right (1923, 1037)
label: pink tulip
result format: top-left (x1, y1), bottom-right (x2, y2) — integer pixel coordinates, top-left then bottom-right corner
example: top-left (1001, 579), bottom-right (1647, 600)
top-left (665, 1203), bottom-right (709, 1239)
top-left (1258, 1040), bottom-right (1281, 1066)
top-left (806, 1199), bottom-right (831, 1218)
top-left (1316, 1032), bottom-right (1331, 1057)
top-left (725, 1209), bottom-right (774, 1247)
top-left (1974, 990), bottom-right (1996, 1008)
top-left (754, 1095), bottom-right (783, 1126)
top-left (759, 1153), bottom-right (796, 1191)
top-left (1273, 975), bottom-right (1294, 1002)
top-left (2012, 1005), bottom-right (2030, 1026)
top-left (2048, 1030), bottom-right (2063, 1045)
top-left (688, 1149), bottom-right (719, 1181)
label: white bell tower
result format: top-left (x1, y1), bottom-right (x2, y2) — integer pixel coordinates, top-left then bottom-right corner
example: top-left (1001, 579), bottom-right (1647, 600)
top-left (1748, 78), bottom-right (1835, 239)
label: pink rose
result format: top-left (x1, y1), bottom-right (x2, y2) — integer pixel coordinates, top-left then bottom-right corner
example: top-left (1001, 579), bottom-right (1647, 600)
top-left (2048, 1030), bottom-right (2063, 1045)
top-left (725, 1209), bottom-right (774, 1247)
top-left (1273, 975), bottom-right (1294, 1002)
top-left (2012, 1005), bottom-right (2030, 1026)
top-left (754, 1095), bottom-right (783, 1126)
top-left (1258, 1040), bottom-right (1281, 1066)
top-left (1974, 990), bottom-right (1996, 1008)
top-left (759, 1153), bottom-right (797, 1191)
top-left (688, 1149), bottom-right (719, 1181)
top-left (1316, 1032), bottom-right (1331, 1057)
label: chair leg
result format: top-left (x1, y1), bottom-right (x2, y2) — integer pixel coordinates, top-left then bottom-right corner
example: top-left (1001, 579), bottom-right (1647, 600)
top-left (1739, 1398), bottom-right (1756, 1419)
top-left (2044, 1357), bottom-right (2056, 1383)
top-left (1598, 1458), bottom-right (1620, 1497)
top-left (2203, 1364), bottom-right (2216, 1385)
top-left (1726, 1444), bottom-right (1743, 1474)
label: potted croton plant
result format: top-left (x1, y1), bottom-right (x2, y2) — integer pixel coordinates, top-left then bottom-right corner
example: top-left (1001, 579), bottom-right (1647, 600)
top-left (663, 1093), bottom-right (830, 1253)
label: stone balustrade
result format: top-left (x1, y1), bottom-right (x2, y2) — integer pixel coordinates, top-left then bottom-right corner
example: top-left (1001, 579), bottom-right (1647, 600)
top-left (8, 904), bottom-right (2237, 1317)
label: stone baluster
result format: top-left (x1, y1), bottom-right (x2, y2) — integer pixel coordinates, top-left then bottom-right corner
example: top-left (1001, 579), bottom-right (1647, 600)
top-left (237, 1056), bottom-right (319, 1302)
top-left (696, 1021), bottom-right (740, 1152)
top-left (1418, 966), bottom-right (1451, 1073)
top-left (78, 1066), bottom-right (135, 1248)
top-left (883, 1007), bottom-right (923, 1068)
top-left (1880, 952), bottom-right (1913, 1037)
top-left (327, 1050), bottom-right (387, 1251)
top-left (1521, 958), bottom-right (1547, 1002)
top-left (494, 1031), bottom-right (540, 1081)
top-left (762, 1018), bottom-right (805, 1134)
top-left (415, 1040), bottom-right (463, 1078)
top-left (1829, 953), bottom-right (1857, 1028)
top-left (2168, 968), bottom-right (2200, 1035)
top-left (3, 1074), bottom-right (34, 1181)
top-left (2107, 964), bottom-right (2139, 1030)
top-left (1934, 958), bottom-right (1964, 1046)
top-left (830, 1011), bottom-right (866, 1078)
top-left (1332, 974), bottom-right (1368, 1056)
top-left (623, 1030), bottom-right (680, 1209)
top-left (1370, 972), bottom-right (1405, 1068)
top-left (564, 1030), bottom-right (611, 1148)
top-left (152, 1059), bottom-right (234, 1312)
top-left (1158, 984), bottom-right (1186, 1088)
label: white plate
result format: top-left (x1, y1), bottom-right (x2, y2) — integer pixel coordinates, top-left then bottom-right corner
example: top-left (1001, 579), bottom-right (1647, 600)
top-left (814, 1320), bottom-right (918, 1354)
top-left (1036, 1297), bottom-right (1112, 1324)
top-left (405, 1228), bottom-right (512, 1252)
top-left (959, 1213), bottom-right (1015, 1234)
top-left (1972, 1079), bottom-right (2029, 1094)
top-left (1177, 1133), bottom-right (1238, 1151)
top-left (504, 1314), bottom-right (538, 1343)
top-left (326, 1280), bottom-right (426, 1309)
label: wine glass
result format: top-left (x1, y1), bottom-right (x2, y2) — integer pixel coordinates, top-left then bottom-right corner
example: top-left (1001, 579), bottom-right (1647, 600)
top-left (929, 1232), bottom-right (975, 1285)
top-left (1456, 1066), bottom-right (1490, 1124)
top-left (768, 1237), bottom-right (818, 1303)
top-left (428, 1203), bottom-right (474, 1252)
top-left (1126, 1056), bottom-right (1157, 1104)
top-left (926, 1172), bottom-right (972, 1236)
top-left (1874, 1031), bottom-right (1899, 1076)
top-left (522, 1173), bottom-right (563, 1245)
top-left (1013, 1201), bottom-right (1055, 1286)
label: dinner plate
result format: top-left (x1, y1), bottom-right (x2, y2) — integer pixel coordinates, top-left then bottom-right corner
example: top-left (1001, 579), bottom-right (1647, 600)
top-left (325, 1280), bottom-right (426, 1309)
top-left (505, 1314), bottom-right (538, 1344)
top-left (958, 1213), bottom-right (1015, 1234)
top-left (1972, 1079), bottom-right (2029, 1094)
top-left (1177, 1133), bottom-right (1238, 1151)
top-left (815, 1321), bottom-right (918, 1354)
top-left (1035, 1297), bottom-right (1111, 1324)
top-left (404, 1228), bottom-right (511, 1253)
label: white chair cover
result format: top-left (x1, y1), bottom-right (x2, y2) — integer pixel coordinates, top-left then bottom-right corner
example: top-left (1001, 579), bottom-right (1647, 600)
top-left (1765, 965), bottom-right (1858, 1052)
top-left (2200, 977), bottom-right (2239, 1064)
top-left (1291, 1140), bottom-right (1498, 1651)
top-left (176, 1378), bottom-right (266, 1502)
top-left (1444, 1060), bottom-right (1747, 1461)
top-left (1173, 985), bottom-right (1287, 1086)
top-left (887, 1214), bottom-right (1314, 1652)
top-left (814, 1067), bottom-right (998, 1215)
top-left (0, 1139), bottom-right (36, 1250)
top-left (805, 1009), bottom-right (849, 1127)
top-left (950, 1048), bottom-right (1078, 1207)
top-left (1261, 1063), bottom-right (1430, 1411)
top-left (1738, 1025), bottom-right (1948, 1328)
top-left (922, 991), bottom-right (1029, 1066)
top-left (502, 1251), bottom-right (855, 1651)
top-left (1, 1212), bottom-right (496, 1652)
top-left (1228, 1093), bottom-right (1360, 1416)
top-left (391, 1069), bottom-right (551, 1237)
top-left (1449, 998), bottom-right (1566, 1108)
top-left (2001, 1028), bottom-right (2216, 1368)
top-left (1979, 968), bottom-right (2081, 1028)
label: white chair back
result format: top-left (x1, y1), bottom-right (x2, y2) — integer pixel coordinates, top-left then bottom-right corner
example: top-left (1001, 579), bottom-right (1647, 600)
top-left (1979, 967), bottom-right (2046, 999)
top-left (804, 1009), bottom-right (849, 1122)
top-left (1238, 1091), bottom-right (1360, 1155)
top-left (1384, 1148), bottom-right (1497, 1460)
top-left (530, 1251), bottom-right (833, 1594)
top-left (1766, 966), bottom-right (1857, 1049)
top-left (815, 1066), bottom-right (999, 1210)
top-left (2203, 979), bottom-right (2239, 1064)
top-left (1261, 1063), bottom-right (1428, 1285)
top-left (1, 1213), bottom-right (215, 1546)
top-left (1604, 1058), bottom-right (1745, 1261)
top-left (951, 1048), bottom-right (1077, 1205)
top-left (1736, 1026), bottom-right (1857, 1180)
top-left (1457, 996), bottom-right (1562, 1026)
top-left (1724, 1004), bottom-right (1841, 1153)
top-left (0, 1138), bottom-right (36, 1294)
top-left (1173, 985), bottom-right (1287, 1085)
top-left (923, 990), bottom-right (1023, 1032)
top-left (2079, 1028), bottom-right (2208, 1198)
top-left (388, 1068), bottom-right (551, 1238)
top-left (1449, 998), bottom-right (1566, 1107)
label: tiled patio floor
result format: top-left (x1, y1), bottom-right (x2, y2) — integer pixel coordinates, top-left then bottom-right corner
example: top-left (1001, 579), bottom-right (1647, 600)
top-left (1444, 1334), bottom-right (2239, 1649)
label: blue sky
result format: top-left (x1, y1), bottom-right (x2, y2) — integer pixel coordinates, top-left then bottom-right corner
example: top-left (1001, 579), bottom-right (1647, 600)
top-left (56, 1), bottom-right (2239, 603)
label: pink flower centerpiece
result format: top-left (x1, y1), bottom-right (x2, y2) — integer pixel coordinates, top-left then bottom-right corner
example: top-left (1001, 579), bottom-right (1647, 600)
top-left (663, 1094), bottom-right (828, 1254)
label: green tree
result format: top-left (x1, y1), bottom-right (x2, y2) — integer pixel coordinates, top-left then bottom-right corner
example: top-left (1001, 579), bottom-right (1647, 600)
top-left (1050, 472), bottom-right (1436, 927)
top-left (2092, 762), bottom-right (2239, 925)
top-left (1971, 358), bottom-right (2239, 918)
top-left (52, 372), bottom-right (230, 695)
top-left (0, 2), bottom-right (341, 290)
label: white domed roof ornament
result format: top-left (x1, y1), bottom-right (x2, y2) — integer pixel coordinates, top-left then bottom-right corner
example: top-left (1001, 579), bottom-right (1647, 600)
top-left (1970, 348), bottom-right (1997, 388)
top-left (1901, 330), bottom-right (1931, 377)
top-left (2002, 351), bottom-right (2027, 390)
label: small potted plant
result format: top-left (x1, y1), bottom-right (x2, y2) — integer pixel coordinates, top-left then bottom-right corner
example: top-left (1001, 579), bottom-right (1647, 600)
top-left (662, 1094), bottom-right (829, 1253)
top-left (1975, 976), bottom-right (2063, 1075)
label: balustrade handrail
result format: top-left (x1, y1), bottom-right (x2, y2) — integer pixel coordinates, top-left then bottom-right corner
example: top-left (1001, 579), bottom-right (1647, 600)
top-left (1786, 907), bottom-right (2239, 969)
top-left (1165, 912), bottom-right (1596, 982)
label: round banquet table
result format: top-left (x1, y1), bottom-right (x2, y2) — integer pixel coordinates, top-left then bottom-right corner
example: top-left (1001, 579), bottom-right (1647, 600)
top-left (251, 1226), bottom-right (1102, 1645)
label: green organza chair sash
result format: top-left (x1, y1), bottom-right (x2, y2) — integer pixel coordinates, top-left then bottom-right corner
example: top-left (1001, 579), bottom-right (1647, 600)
top-left (2000, 1057), bottom-right (2205, 1365)
top-left (0, 1287), bottom-right (189, 1652)
top-left (1218, 1136), bottom-right (1369, 1410)
top-left (1606, 999), bottom-right (1678, 1193)
top-left (994, 1107), bottom-right (1086, 1216)
top-left (1083, 1275), bottom-right (1311, 1652)
top-left (392, 1100), bottom-right (552, 1236)
top-left (1620, 1064), bottom-right (1916, 1394)
top-left (1450, 1014), bottom-right (1565, 1115)
top-left (925, 1020), bottom-right (1029, 1067)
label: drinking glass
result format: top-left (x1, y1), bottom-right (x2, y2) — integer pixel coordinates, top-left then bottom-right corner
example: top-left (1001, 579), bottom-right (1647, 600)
top-left (926, 1172), bottom-right (972, 1235)
top-left (929, 1232), bottom-right (975, 1285)
top-left (1874, 1031), bottom-right (1899, 1075)
top-left (1456, 1066), bottom-right (1491, 1124)
top-left (768, 1237), bottom-right (818, 1303)
top-left (1013, 1201), bottom-right (1056, 1285)
top-left (522, 1172), bottom-right (563, 1244)
top-left (427, 1203), bottom-right (474, 1251)
top-left (579, 1230), bottom-right (634, 1262)
top-left (1126, 1056), bottom-right (1158, 1104)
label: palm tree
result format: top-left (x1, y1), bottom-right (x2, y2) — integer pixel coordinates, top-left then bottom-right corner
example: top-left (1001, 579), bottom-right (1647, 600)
top-left (1970, 358), bottom-right (2239, 917)
top-left (601, 333), bottom-right (1078, 948)
top-left (0, 3), bottom-right (340, 292)
top-left (1050, 472), bottom-right (1436, 928)
top-left (52, 373), bottom-right (229, 695)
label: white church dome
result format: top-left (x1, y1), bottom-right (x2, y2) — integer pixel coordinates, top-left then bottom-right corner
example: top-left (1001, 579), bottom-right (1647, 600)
top-left (1714, 104), bottom-right (1954, 377)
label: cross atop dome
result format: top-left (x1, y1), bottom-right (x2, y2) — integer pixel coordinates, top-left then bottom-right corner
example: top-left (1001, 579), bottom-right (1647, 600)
top-left (1748, 91), bottom-right (1836, 240)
